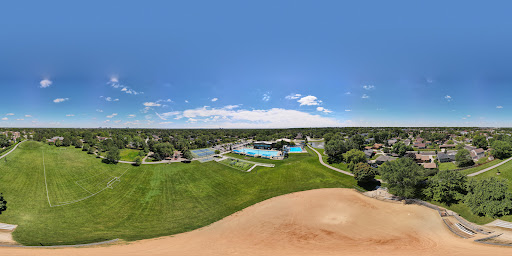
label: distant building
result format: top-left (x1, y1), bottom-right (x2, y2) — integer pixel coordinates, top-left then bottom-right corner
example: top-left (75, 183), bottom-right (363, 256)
top-left (470, 148), bottom-right (485, 160)
top-left (253, 141), bottom-right (275, 150)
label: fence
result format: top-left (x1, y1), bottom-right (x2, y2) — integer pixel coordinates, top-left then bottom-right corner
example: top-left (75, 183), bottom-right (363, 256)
top-left (453, 214), bottom-right (493, 235)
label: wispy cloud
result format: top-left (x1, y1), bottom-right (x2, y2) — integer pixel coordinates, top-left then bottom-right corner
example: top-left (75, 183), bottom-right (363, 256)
top-left (101, 96), bottom-right (119, 102)
top-left (66, 114), bottom-right (75, 117)
top-left (40, 79), bottom-right (52, 88)
top-left (1, 117), bottom-right (8, 121)
top-left (53, 98), bottom-right (69, 103)
top-left (497, 106), bottom-right (504, 109)
top-left (106, 113), bottom-right (118, 118)
top-left (361, 94), bottom-right (369, 99)
top-left (363, 85), bottom-right (375, 90)
top-left (25, 115), bottom-right (32, 118)
top-left (285, 93), bottom-right (302, 100)
top-left (128, 114), bottom-right (136, 118)
top-left (316, 107), bottom-right (332, 113)
top-left (185, 100), bottom-right (189, 103)
top-left (262, 93), bottom-right (271, 102)
top-left (143, 102), bottom-right (161, 107)
top-left (6, 113), bottom-right (14, 116)
top-left (211, 98), bottom-right (218, 102)
top-left (16, 119), bottom-right (24, 121)
top-left (107, 77), bottom-right (143, 95)
top-left (345, 109), bottom-right (352, 112)
top-left (298, 95), bottom-right (322, 106)
top-left (96, 109), bottom-right (103, 112)
top-left (344, 92), bottom-right (351, 95)
top-left (444, 95), bottom-right (452, 102)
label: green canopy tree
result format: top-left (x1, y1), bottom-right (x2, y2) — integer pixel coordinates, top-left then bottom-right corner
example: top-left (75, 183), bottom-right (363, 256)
top-left (455, 149), bottom-right (474, 167)
top-left (105, 146), bottom-right (120, 164)
top-left (491, 140), bottom-right (512, 159)
top-left (473, 134), bottom-right (488, 149)
top-left (424, 170), bottom-right (466, 204)
top-left (353, 162), bottom-right (377, 184)
top-left (343, 149), bottom-right (367, 171)
top-left (380, 157), bottom-right (423, 198)
top-left (464, 177), bottom-right (512, 217)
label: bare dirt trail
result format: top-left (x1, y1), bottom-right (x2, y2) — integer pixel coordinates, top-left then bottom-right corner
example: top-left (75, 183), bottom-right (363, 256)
top-left (2, 188), bottom-right (512, 256)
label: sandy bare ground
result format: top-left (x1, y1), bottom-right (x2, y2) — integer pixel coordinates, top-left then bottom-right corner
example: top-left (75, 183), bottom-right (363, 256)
top-left (2, 188), bottom-right (512, 256)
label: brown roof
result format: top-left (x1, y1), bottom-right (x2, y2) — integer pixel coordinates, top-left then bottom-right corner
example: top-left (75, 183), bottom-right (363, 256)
top-left (473, 148), bottom-right (485, 154)
top-left (421, 155), bottom-right (430, 161)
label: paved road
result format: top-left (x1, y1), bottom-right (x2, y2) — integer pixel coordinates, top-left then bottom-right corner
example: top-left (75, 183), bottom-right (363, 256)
top-left (466, 156), bottom-right (512, 177)
top-left (307, 144), bottom-right (354, 177)
top-left (0, 140), bottom-right (24, 160)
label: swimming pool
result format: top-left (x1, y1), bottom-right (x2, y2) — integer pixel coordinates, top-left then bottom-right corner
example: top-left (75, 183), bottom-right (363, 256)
top-left (288, 146), bottom-right (303, 153)
top-left (233, 148), bottom-right (279, 157)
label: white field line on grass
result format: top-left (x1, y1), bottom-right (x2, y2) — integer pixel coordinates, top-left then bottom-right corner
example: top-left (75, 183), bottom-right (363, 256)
top-left (42, 150), bottom-right (130, 207)
top-left (42, 151), bottom-right (53, 207)
top-left (75, 180), bottom-right (94, 195)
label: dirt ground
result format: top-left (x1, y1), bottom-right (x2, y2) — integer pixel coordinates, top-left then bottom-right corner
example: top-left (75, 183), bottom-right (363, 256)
top-left (2, 188), bottom-right (512, 256)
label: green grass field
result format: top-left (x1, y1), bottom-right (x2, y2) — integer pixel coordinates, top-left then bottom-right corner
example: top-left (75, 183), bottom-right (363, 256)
top-left (0, 141), bottom-right (357, 245)
top-left (438, 162), bottom-right (457, 171)
top-left (219, 158), bottom-right (254, 171)
top-left (459, 159), bottom-right (503, 175)
top-left (119, 148), bottom-right (141, 162)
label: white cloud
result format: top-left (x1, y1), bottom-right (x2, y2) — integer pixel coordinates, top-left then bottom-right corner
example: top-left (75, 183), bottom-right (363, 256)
top-left (361, 94), bottom-right (369, 99)
top-left (53, 98), bottom-right (69, 103)
top-left (497, 106), bottom-right (504, 109)
top-left (96, 109), bottom-right (103, 112)
top-left (156, 111), bottom-right (181, 120)
top-left (107, 77), bottom-right (142, 95)
top-left (316, 107), bottom-right (332, 113)
top-left (285, 93), bottom-right (302, 100)
top-left (224, 105), bottom-right (240, 110)
top-left (345, 109), bottom-right (352, 112)
top-left (344, 92), bottom-right (351, 95)
top-left (66, 114), bottom-right (75, 117)
top-left (211, 98), bottom-right (218, 102)
top-left (444, 95), bottom-right (452, 102)
top-left (104, 120), bottom-right (110, 123)
top-left (40, 79), bottom-right (52, 88)
top-left (16, 119), bottom-right (24, 121)
top-left (363, 85), bottom-right (375, 90)
top-left (262, 93), bottom-right (271, 102)
top-left (159, 121), bottom-right (173, 124)
top-left (25, 115), bottom-right (32, 118)
top-left (298, 95), bottom-right (321, 106)
top-left (143, 102), bottom-right (162, 107)
top-left (467, 115), bottom-right (471, 118)
top-left (103, 97), bottom-right (119, 102)
top-left (168, 106), bottom-right (346, 128)
top-left (185, 100), bottom-right (189, 103)
top-left (128, 114), bottom-right (136, 118)
top-left (114, 120), bottom-right (121, 124)
top-left (1, 117), bottom-right (7, 121)
top-left (106, 113), bottom-right (118, 118)
top-left (6, 113), bottom-right (14, 116)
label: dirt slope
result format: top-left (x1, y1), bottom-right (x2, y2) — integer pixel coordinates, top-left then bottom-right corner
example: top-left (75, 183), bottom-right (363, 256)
top-left (2, 188), bottom-right (511, 256)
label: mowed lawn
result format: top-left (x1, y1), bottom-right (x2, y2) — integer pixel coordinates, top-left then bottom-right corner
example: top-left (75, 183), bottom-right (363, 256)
top-left (0, 141), bottom-right (356, 245)
top-left (119, 148), bottom-right (141, 162)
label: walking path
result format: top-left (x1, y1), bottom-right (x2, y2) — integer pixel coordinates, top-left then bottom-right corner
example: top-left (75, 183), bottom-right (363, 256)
top-left (215, 155), bottom-right (274, 172)
top-left (0, 140), bottom-right (24, 160)
top-left (466, 156), bottom-right (512, 177)
top-left (307, 144), bottom-right (354, 177)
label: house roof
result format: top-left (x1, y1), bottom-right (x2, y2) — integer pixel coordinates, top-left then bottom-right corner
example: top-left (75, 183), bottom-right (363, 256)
top-left (473, 148), bottom-right (485, 154)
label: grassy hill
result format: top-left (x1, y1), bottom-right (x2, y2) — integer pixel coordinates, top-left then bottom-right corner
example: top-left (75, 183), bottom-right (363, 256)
top-left (0, 141), bottom-right (356, 245)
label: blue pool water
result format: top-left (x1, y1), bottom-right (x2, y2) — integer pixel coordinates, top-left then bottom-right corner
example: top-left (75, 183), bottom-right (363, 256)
top-left (289, 146), bottom-right (303, 152)
top-left (233, 148), bottom-right (279, 157)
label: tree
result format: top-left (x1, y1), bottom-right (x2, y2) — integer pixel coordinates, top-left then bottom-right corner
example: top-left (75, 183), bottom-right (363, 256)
top-left (380, 158), bottom-right (423, 198)
top-left (183, 150), bottom-right (193, 160)
top-left (134, 156), bottom-right (142, 166)
top-left (424, 170), bottom-right (466, 204)
top-left (62, 137), bottom-right (71, 147)
top-left (353, 162), bottom-right (377, 183)
top-left (215, 149), bottom-right (221, 154)
top-left (87, 146), bottom-right (95, 154)
top-left (105, 146), bottom-right (120, 164)
top-left (0, 193), bottom-right (6, 214)
top-left (491, 140), bottom-right (512, 159)
top-left (324, 137), bottom-right (347, 163)
top-left (55, 140), bottom-right (62, 147)
top-left (455, 149), bottom-right (474, 167)
top-left (473, 134), bottom-right (488, 149)
top-left (464, 177), bottom-right (512, 217)
top-left (343, 149), bottom-right (366, 171)
top-left (83, 144), bottom-right (90, 152)
top-left (75, 140), bottom-right (83, 148)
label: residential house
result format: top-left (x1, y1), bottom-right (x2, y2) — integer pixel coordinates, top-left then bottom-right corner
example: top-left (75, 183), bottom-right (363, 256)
top-left (437, 152), bottom-right (455, 163)
top-left (423, 162), bottom-right (437, 169)
top-left (414, 143), bottom-right (426, 149)
top-left (363, 149), bottom-right (374, 158)
top-left (470, 148), bottom-right (485, 160)
top-left (403, 139), bottom-right (411, 146)
top-left (372, 143), bottom-right (384, 149)
top-left (387, 139), bottom-right (398, 146)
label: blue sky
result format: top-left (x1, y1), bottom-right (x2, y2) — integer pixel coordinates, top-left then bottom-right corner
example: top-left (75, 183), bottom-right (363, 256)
top-left (1, 0), bottom-right (512, 128)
